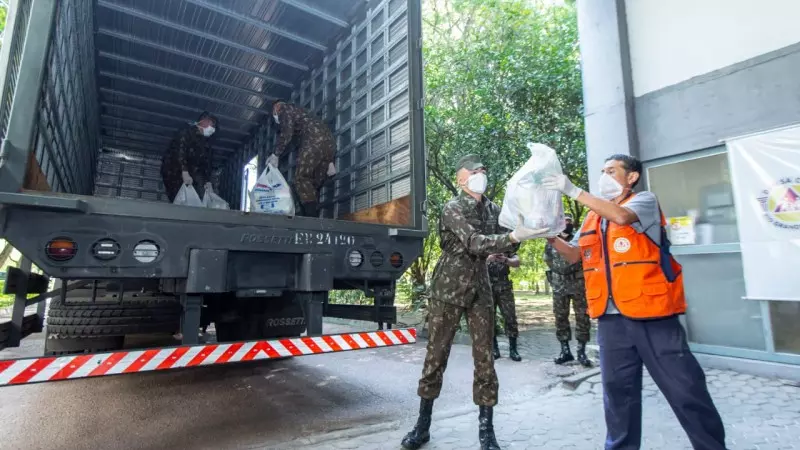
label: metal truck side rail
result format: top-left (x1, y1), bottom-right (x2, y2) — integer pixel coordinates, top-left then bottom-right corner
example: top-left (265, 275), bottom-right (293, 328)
top-left (0, 328), bottom-right (417, 387)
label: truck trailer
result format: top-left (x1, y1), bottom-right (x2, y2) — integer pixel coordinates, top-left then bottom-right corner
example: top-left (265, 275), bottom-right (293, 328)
top-left (0, 0), bottom-right (424, 384)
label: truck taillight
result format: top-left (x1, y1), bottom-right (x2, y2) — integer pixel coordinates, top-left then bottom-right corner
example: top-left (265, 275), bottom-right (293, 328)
top-left (390, 252), bottom-right (403, 268)
top-left (46, 238), bottom-right (77, 261)
top-left (348, 250), bottom-right (364, 267)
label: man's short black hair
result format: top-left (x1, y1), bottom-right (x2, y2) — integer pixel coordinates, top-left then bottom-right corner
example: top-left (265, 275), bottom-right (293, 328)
top-left (197, 111), bottom-right (218, 127)
top-left (605, 154), bottom-right (643, 188)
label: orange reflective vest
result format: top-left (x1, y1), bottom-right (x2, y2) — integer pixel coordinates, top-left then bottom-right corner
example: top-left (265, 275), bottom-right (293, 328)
top-left (577, 194), bottom-right (686, 319)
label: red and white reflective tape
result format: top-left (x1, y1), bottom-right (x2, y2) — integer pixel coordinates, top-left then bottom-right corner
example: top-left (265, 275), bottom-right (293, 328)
top-left (0, 328), bottom-right (416, 387)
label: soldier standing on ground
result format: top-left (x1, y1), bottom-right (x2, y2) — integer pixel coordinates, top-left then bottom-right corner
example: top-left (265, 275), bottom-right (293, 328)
top-left (543, 214), bottom-right (592, 368)
top-left (268, 100), bottom-right (336, 217)
top-left (401, 155), bottom-right (549, 450)
top-left (161, 111), bottom-right (218, 202)
top-left (485, 200), bottom-right (522, 362)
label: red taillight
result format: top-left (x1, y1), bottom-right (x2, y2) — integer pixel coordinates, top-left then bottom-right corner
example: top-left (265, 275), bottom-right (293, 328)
top-left (390, 252), bottom-right (404, 268)
top-left (46, 238), bottom-right (77, 261)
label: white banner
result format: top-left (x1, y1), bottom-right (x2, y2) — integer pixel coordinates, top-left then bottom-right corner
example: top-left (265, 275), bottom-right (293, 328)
top-left (726, 125), bottom-right (800, 302)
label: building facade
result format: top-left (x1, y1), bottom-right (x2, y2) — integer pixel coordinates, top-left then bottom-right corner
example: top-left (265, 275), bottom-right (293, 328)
top-left (576, 0), bottom-right (800, 378)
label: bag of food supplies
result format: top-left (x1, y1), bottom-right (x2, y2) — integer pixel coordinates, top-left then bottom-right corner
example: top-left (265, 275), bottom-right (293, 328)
top-left (203, 191), bottom-right (230, 210)
top-left (249, 164), bottom-right (296, 216)
top-left (173, 184), bottom-right (204, 207)
top-left (499, 143), bottom-right (566, 237)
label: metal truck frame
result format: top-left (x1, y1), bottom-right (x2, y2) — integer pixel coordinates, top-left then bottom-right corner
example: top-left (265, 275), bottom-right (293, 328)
top-left (0, 0), bottom-right (427, 370)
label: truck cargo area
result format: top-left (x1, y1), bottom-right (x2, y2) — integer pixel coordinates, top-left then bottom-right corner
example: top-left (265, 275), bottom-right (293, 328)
top-left (0, 0), bottom-right (426, 354)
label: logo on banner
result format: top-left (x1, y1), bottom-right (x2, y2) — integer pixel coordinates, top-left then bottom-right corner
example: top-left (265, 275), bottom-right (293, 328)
top-left (758, 177), bottom-right (800, 230)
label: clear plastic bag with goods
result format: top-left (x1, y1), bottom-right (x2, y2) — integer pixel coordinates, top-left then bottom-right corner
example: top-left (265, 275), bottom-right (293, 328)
top-left (499, 143), bottom-right (566, 237)
top-left (203, 191), bottom-right (230, 210)
top-left (248, 164), bottom-right (296, 216)
top-left (173, 184), bottom-right (205, 207)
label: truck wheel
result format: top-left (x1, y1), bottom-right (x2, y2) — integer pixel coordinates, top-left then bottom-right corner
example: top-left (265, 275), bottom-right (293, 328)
top-left (44, 292), bottom-right (181, 355)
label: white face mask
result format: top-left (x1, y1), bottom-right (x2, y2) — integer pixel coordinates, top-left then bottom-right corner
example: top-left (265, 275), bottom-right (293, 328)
top-left (598, 172), bottom-right (624, 200)
top-left (202, 126), bottom-right (215, 137)
top-left (273, 114), bottom-right (280, 124)
top-left (466, 172), bottom-right (488, 195)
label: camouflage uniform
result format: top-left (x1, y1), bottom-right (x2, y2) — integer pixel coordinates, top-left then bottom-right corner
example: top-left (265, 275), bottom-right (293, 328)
top-left (544, 241), bottom-right (590, 343)
top-left (161, 125), bottom-right (214, 202)
top-left (418, 192), bottom-right (516, 407)
top-left (485, 201), bottom-right (520, 339)
top-left (273, 103), bottom-right (336, 206)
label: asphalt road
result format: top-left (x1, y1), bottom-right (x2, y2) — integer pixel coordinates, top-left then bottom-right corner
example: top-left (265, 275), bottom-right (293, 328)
top-left (0, 323), bottom-right (556, 450)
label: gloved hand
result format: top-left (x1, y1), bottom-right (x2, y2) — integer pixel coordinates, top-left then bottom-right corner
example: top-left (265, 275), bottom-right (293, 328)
top-left (267, 154), bottom-right (279, 168)
top-left (542, 174), bottom-right (583, 200)
top-left (204, 182), bottom-right (213, 195)
top-left (327, 162), bottom-right (337, 177)
top-left (509, 215), bottom-right (550, 243)
top-left (181, 171), bottom-right (193, 186)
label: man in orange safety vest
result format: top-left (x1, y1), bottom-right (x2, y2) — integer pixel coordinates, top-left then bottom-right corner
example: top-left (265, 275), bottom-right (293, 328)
top-left (541, 154), bottom-right (726, 450)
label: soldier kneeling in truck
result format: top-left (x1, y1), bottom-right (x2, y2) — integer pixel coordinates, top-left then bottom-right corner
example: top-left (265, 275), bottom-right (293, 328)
top-left (267, 100), bottom-right (336, 218)
top-left (161, 111), bottom-right (219, 202)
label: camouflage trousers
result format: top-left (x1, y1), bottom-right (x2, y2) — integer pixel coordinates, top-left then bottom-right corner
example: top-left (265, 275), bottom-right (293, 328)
top-left (418, 298), bottom-right (498, 406)
top-left (553, 292), bottom-right (591, 343)
top-left (295, 136), bottom-right (335, 204)
top-left (492, 282), bottom-right (518, 338)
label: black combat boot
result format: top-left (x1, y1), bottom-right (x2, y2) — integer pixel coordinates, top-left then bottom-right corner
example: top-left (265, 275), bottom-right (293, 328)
top-left (554, 340), bottom-right (574, 365)
top-left (302, 201), bottom-right (319, 217)
top-left (401, 398), bottom-right (434, 449)
top-left (492, 336), bottom-right (501, 359)
top-left (576, 341), bottom-right (593, 368)
top-left (508, 336), bottom-right (521, 362)
top-left (478, 406), bottom-right (502, 450)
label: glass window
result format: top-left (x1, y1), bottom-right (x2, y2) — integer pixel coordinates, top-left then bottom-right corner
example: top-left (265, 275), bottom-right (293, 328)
top-left (647, 152), bottom-right (738, 246)
top-left (769, 301), bottom-right (800, 355)
top-left (678, 252), bottom-right (766, 350)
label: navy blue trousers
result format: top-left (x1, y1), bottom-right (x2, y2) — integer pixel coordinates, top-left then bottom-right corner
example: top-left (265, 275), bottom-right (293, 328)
top-left (598, 314), bottom-right (726, 450)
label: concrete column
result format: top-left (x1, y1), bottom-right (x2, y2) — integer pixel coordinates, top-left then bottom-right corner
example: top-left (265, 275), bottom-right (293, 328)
top-left (576, 0), bottom-right (638, 192)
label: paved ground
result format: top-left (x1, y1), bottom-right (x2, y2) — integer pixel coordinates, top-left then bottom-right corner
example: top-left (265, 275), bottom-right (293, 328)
top-left (0, 323), bottom-right (570, 450)
top-left (293, 368), bottom-right (800, 450)
top-left (3, 315), bottom-right (799, 449)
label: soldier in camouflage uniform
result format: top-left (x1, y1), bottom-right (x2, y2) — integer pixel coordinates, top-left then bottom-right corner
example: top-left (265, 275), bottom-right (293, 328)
top-left (485, 201), bottom-right (522, 362)
top-left (268, 100), bottom-right (336, 217)
top-left (161, 111), bottom-right (218, 202)
top-left (543, 215), bottom-right (592, 368)
top-left (402, 155), bottom-right (549, 450)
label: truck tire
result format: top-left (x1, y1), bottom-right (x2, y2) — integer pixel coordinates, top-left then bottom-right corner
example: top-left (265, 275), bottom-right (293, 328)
top-left (44, 291), bottom-right (181, 355)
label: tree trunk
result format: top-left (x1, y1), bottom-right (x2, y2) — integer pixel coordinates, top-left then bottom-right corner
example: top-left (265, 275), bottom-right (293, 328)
top-left (0, 243), bottom-right (14, 269)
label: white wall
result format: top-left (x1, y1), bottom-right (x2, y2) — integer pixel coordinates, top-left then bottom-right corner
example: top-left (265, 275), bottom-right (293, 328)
top-left (625, 0), bottom-right (800, 96)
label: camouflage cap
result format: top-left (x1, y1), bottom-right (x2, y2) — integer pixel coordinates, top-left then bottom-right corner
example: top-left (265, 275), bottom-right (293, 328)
top-left (455, 154), bottom-right (485, 172)
top-left (564, 214), bottom-right (574, 221)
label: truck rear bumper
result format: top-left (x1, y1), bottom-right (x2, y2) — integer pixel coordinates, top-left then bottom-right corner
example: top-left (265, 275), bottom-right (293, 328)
top-left (0, 328), bottom-right (416, 387)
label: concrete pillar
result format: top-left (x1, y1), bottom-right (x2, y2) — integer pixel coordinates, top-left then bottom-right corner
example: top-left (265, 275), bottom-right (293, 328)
top-left (576, 0), bottom-right (638, 192)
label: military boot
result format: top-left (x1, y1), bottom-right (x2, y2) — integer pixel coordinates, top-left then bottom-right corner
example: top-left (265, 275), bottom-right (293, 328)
top-left (576, 341), bottom-right (593, 368)
top-left (554, 340), bottom-right (574, 365)
top-left (401, 398), bottom-right (434, 449)
top-left (508, 336), bottom-right (522, 362)
top-left (478, 406), bottom-right (502, 450)
top-left (492, 336), bottom-right (501, 359)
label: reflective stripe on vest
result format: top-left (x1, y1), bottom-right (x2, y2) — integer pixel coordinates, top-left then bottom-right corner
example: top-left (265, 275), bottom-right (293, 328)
top-left (577, 194), bottom-right (687, 319)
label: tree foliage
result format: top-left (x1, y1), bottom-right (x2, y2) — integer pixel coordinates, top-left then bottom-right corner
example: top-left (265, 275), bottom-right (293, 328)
top-left (405, 0), bottom-right (586, 296)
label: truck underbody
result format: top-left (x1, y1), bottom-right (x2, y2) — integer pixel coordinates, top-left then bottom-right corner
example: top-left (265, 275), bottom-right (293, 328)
top-left (0, 0), bottom-right (427, 372)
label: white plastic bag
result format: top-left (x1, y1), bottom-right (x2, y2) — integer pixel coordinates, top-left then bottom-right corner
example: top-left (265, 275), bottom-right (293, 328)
top-left (249, 164), bottom-right (296, 216)
top-left (499, 143), bottom-right (566, 236)
top-left (203, 191), bottom-right (230, 210)
top-left (173, 184), bottom-right (204, 207)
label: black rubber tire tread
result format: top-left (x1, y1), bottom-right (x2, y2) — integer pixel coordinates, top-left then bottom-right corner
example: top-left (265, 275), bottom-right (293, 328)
top-left (46, 290), bottom-right (181, 338)
top-left (47, 315), bottom-right (177, 327)
top-left (44, 335), bottom-right (125, 356)
top-left (45, 322), bottom-right (179, 338)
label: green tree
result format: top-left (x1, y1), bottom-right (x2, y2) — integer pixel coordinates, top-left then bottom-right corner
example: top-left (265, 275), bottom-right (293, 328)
top-left (405, 0), bottom-right (586, 296)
